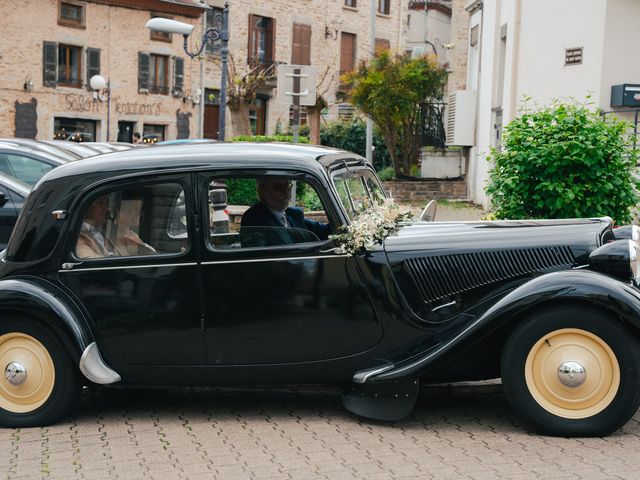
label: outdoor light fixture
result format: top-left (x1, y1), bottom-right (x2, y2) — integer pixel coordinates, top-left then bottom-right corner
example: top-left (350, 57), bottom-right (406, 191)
top-left (145, 3), bottom-right (230, 140)
top-left (23, 76), bottom-right (34, 93)
top-left (90, 74), bottom-right (112, 141)
top-left (324, 25), bottom-right (338, 40)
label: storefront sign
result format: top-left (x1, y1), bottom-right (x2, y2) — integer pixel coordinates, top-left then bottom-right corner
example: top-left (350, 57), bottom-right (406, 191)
top-left (15, 98), bottom-right (38, 139)
top-left (115, 98), bottom-right (162, 116)
top-left (65, 94), bottom-right (102, 113)
top-left (64, 94), bottom-right (163, 116)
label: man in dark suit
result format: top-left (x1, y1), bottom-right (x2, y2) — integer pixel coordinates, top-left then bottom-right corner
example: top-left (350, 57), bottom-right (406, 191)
top-left (241, 178), bottom-right (330, 246)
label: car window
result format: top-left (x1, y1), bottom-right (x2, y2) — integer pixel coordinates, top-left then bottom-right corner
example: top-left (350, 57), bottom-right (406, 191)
top-left (205, 176), bottom-right (331, 250)
top-left (0, 154), bottom-right (54, 186)
top-left (74, 182), bottom-right (188, 259)
top-left (333, 168), bottom-right (386, 220)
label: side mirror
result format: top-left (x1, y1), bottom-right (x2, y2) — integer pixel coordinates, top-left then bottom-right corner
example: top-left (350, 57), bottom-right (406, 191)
top-left (419, 199), bottom-right (437, 222)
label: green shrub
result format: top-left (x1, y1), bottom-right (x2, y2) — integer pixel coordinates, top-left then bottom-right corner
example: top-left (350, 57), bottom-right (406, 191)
top-left (226, 178), bottom-right (258, 206)
top-left (231, 134), bottom-right (309, 143)
top-left (378, 167), bottom-right (395, 181)
top-left (320, 120), bottom-right (391, 172)
top-left (486, 100), bottom-right (639, 224)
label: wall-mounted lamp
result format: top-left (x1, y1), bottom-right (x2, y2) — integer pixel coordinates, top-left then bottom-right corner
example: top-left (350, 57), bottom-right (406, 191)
top-left (23, 76), bottom-right (34, 93)
top-left (325, 25), bottom-right (339, 40)
top-left (90, 74), bottom-right (112, 141)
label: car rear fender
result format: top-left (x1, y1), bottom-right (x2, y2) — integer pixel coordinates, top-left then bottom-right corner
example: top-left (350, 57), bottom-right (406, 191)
top-left (0, 276), bottom-right (93, 362)
top-left (360, 269), bottom-right (640, 383)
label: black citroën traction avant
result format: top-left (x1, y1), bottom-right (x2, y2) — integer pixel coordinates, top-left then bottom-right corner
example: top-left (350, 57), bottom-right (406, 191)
top-left (0, 143), bottom-right (638, 437)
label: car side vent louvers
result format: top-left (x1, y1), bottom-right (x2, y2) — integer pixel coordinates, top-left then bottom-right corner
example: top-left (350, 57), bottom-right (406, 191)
top-left (404, 246), bottom-right (576, 304)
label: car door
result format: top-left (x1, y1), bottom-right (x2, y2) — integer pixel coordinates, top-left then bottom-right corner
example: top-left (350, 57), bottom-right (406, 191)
top-left (197, 171), bottom-right (382, 369)
top-left (57, 175), bottom-right (205, 369)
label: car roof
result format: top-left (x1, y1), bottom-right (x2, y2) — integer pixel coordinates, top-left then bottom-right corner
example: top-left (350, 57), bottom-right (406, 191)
top-left (42, 142), bottom-right (361, 183)
top-left (0, 171), bottom-right (31, 196)
top-left (40, 141), bottom-right (103, 158)
top-left (0, 139), bottom-right (75, 162)
top-left (0, 142), bottom-right (68, 165)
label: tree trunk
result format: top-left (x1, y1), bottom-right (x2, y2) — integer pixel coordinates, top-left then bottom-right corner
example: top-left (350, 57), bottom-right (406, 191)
top-left (229, 103), bottom-right (252, 137)
top-left (307, 110), bottom-right (321, 144)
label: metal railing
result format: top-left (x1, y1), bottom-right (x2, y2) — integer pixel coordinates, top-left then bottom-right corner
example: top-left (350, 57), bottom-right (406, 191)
top-left (419, 102), bottom-right (447, 148)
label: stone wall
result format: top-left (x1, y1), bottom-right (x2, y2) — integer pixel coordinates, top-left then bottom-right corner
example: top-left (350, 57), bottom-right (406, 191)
top-left (383, 180), bottom-right (467, 204)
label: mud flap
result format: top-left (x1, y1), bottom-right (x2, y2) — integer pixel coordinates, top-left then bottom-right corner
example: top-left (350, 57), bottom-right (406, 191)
top-left (342, 378), bottom-right (419, 421)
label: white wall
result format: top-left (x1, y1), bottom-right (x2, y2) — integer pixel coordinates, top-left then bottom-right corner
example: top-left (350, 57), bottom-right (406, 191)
top-left (468, 0), bottom-right (640, 209)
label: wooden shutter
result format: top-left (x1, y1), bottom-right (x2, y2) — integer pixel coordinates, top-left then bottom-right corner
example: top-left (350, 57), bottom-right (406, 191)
top-left (172, 57), bottom-right (184, 96)
top-left (291, 23), bottom-right (302, 64)
top-left (138, 52), bottom-right (150, 92)
top-left (248, 14), bottom-right (256, 62)
top-left (300, 24), bottom-right (311, 65)
top-left (86, 48), bottom-right (100, 90)
top-left (269, 18), bottom-right (276, 63)
top-left (340, 33), bottom-right (356, 74)
top-left (43, 41), bottom-right (58, 88)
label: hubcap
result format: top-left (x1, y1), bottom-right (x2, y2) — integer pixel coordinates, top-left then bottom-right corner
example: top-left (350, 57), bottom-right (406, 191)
top-left (525, 328), bottom-right (620, 419)
top-left (5, 362), bottom-right (27, 386)
top-left (557, 361), bottom-right (586, 388)
top-left (0, 332), bottom-right (55, 413)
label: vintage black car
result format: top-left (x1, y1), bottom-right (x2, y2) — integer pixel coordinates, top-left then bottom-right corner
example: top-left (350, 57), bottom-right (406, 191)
top-left (0, 143), bottom-right (639, 436)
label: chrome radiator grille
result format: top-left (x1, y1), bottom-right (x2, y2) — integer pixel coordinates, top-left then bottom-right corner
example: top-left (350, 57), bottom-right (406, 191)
top-left (404, 246), bottom-right (576, 304)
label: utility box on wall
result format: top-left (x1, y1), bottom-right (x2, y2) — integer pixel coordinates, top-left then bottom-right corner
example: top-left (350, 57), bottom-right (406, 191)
top-left (446, 90), bottom-right (477, 146)
top-left (610, 84), bottom-right (640, 108)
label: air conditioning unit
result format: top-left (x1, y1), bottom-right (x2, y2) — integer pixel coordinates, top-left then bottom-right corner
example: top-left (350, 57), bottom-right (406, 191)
top-left (446, 90), bottom-right (477, 146)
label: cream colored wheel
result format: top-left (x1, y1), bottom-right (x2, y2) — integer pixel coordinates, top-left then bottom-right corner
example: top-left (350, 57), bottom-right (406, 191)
top-left (524, 328), bottom-right (620, 419)
top-left (0, 332), bottom-right (56, 413)
top-left (502, 306), bottom-right (640, 436)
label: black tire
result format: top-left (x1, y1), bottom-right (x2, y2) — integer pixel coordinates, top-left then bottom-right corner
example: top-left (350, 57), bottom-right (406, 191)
top-left (501, 305), bottom-right (640, 437)
top-left (0, 317), bottom-right (81, 428)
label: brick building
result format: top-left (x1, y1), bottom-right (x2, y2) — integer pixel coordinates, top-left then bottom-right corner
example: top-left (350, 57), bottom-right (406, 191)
top-left (200, 0), bottom-right (407, 138)
top-left (0, 0), bottom-right (408, 142)
top-left (0, 0), bottom-right (205, 142)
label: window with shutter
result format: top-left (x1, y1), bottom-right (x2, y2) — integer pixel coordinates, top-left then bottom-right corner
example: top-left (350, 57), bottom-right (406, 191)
top-left (138, 52), bottom-right (150, 93)
top-left (58, 44), bottom-right (82, 88)
top-left (248, 15), bottom-right (275, 69)
top-left (150, 54), bottom-right (169, 95)
top-left (86, 48), bottom-right (100, 90)
top-left (43, 42), bottom-right (58, 88)
top-left (172, 57), bottom-right (184, 97)
top-left (340, 33), bottom-right (356, 75)
top-left (291, 23), bottom-right (311, 65)
top-left (344, 0), bottom-right (357, 7)
top-left (378, 0), bottom-right (390, 15)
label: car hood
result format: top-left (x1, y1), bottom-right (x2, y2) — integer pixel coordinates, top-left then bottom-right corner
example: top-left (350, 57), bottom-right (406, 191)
top-left (384, 217), bottom-right (613, 264)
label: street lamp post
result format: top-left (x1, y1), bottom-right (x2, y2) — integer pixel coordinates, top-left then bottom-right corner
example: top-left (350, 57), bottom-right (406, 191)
top-left (145, 3), bottom-right (230, 140)
top-left (90, 75), bottom-right (111, 141)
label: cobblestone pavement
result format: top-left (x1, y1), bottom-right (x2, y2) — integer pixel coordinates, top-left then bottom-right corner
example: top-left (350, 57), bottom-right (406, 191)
top-left (1, 383), bottom-right (639, 479)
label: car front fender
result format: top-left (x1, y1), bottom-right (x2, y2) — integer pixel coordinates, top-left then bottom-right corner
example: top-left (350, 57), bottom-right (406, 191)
top-left (0, 276), bottom-right (94, 363)
top-left (363, 269), bottom-right (640, 382)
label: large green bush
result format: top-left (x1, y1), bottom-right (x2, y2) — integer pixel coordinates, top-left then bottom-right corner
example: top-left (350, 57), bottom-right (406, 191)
top-left (486, 101), bottom-right (639, 224)
top-left (320, 120), bottom-right (391, 172)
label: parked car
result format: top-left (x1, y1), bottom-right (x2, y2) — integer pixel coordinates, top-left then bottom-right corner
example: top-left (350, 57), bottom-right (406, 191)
top-left (0, 143), bottom-right (67, 186)
top-left (41, 140), bottom-right (104, 158)
top-left (0, 172), bottom-right (30, 250)
top-left (0, 143), bottom-right (639, 436)
top-left (0, 138), bottom-right (80, 162)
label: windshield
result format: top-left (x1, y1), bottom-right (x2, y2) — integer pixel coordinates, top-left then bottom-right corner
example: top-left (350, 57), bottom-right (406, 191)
top-left (332, 168), bottom-right (386, 220)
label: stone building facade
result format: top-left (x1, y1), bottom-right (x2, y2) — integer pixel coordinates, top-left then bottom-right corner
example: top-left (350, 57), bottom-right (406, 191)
top-left (0, 0), bottom-right (205, 142)
top-left (200, 0), bottom-right (407, 139)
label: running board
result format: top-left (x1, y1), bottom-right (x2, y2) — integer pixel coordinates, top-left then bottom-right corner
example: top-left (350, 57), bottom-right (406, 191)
top-left (79, 342), bottom-right (121, 384)
top-left (342, 378), bottom-right (419, 421)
